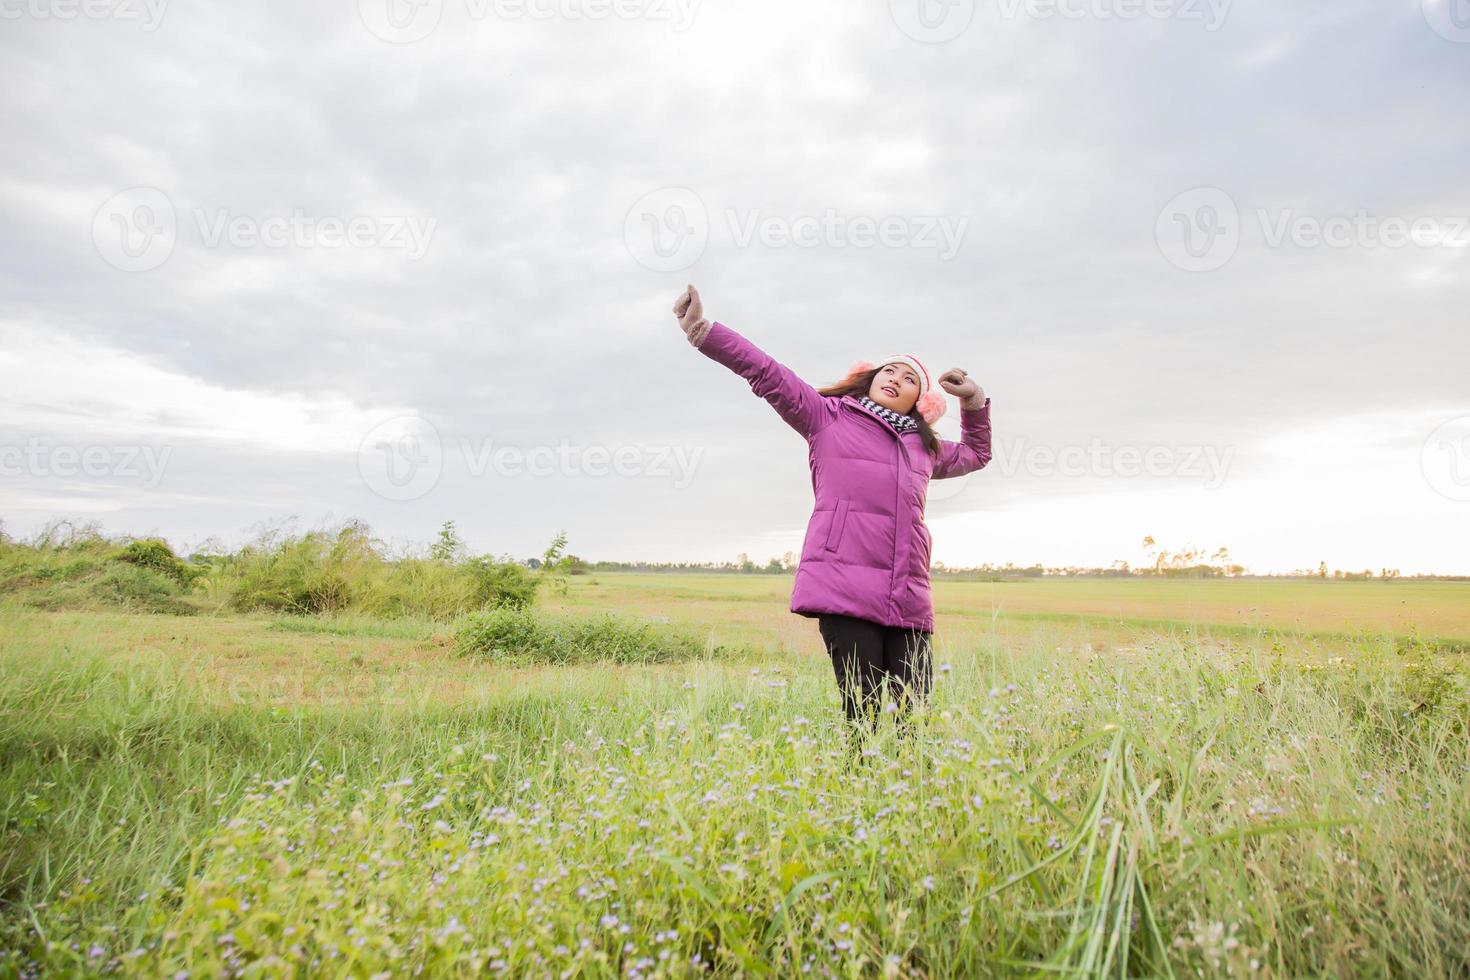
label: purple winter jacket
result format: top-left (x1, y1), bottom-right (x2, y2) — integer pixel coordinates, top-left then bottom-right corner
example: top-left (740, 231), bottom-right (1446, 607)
top-left (695, 320), bottom-right (993, 633)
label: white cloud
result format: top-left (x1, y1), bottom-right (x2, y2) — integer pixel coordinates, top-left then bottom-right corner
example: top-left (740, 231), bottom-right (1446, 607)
top-left (0, 322), bottom-right (415, 454)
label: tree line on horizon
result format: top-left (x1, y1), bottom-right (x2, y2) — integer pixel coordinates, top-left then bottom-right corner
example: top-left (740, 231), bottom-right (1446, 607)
top-left (1, 519), bottom-right (1442, 589)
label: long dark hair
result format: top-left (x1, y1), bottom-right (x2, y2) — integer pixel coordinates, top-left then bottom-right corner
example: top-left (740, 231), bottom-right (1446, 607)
top-left (817, 367), bottom-right (941, 457)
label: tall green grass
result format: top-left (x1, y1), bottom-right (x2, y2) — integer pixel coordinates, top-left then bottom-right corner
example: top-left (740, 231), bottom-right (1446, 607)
top-left (0, 518), bottom-right (555, 621)
top-left (1, 610), bottom-right (1466, 977)
top-left (0, 523), bottom-right (197, 616)
top-left (452, 607), bottom-right (758, 666)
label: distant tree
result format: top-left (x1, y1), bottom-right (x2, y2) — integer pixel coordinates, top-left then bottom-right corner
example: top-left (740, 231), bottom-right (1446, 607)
top-left (429, 520), bottom-right (465, 562)
top-left (540, 530), bottom-right (574, 594)
top-left (1141, 536), bottom-right (1238, 578)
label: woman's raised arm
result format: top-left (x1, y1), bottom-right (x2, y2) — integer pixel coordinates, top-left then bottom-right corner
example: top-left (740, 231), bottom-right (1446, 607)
top-left (673, 284), bottom-right (835, 440)
top-left (931, 368), bottom-right (993, 480)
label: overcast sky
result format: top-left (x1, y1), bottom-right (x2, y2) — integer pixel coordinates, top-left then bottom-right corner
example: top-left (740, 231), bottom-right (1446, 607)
top-left (1, 0), bottom-right (1467, 574)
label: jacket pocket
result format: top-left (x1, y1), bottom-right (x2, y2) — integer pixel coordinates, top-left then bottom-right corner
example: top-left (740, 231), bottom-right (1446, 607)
top-left (824, 499), bottom-right (850, 553)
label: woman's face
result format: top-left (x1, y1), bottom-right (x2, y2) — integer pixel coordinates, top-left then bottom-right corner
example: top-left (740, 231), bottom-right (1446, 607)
top-left (868, 362), bottom-right (921, 415)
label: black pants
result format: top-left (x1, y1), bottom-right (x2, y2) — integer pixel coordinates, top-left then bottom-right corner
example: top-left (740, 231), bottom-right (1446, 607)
top-left (817, 613), bottom-right (933, 747)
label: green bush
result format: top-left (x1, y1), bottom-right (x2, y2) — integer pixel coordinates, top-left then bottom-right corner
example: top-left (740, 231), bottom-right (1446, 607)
top-left (90, 563), bottom-right (197, 615)
top-left (452, 607), bottom-right (750, 665)
top-left (462, 556), bottom-right (539, 610)
top-left (0, 518), bottom-right (556, 621)
top-left (218, 521), bottom-right (548, 619)
top-left (223, 521), bottom-right (380, 615)
top-left (0, 524), bottom-right (197, 614)
top-left (114, 538), bottom-right (198, 586)
top-left (1399, 660), bottom-right (1463, 721)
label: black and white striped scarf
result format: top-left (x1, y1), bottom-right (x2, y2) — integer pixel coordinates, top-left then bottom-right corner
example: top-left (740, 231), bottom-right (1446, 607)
top-left (857, 395), bottom-right (919, 433)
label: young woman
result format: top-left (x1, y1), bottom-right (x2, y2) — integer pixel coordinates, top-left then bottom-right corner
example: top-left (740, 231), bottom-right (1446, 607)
top-left (671, 285), bottom-right (993, 753)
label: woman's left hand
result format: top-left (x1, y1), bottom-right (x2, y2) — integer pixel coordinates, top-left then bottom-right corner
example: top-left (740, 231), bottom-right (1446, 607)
top-left (938, 368), bottom-right (985, 407)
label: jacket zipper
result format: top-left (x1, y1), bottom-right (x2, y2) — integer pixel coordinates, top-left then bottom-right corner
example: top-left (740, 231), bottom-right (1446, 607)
top-left (840, 398), bottom-right (916, 627)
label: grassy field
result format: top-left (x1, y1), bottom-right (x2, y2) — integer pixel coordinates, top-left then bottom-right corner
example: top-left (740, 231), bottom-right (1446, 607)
top-left (1, 573), bottom-right (1467, 977)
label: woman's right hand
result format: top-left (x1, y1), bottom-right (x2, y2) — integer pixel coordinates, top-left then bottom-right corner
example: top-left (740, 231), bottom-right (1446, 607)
top-left (673, 284), bottom-right (710, 347)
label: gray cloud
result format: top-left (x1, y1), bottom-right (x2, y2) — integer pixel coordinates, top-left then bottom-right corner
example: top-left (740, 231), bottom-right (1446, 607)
top-left (2, 0), bottom-right (1467, 571)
